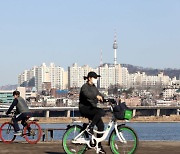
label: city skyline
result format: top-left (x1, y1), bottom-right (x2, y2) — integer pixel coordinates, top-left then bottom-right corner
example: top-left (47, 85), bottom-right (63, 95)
top-left (18, 62), bottom-right (179, 92)
top-left (0, 0), bottom-right (180, 86)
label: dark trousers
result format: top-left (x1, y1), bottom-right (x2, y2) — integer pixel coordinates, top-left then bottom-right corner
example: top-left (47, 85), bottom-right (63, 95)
top-left (12, 112), bottom-right (32, 132)
top-left (79, 105), bottom-right (105, 138)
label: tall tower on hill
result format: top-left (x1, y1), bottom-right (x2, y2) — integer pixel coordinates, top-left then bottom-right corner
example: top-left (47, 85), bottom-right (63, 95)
top-left (100, 49), bottom-right (103, 66)
top-left (113, 32), bottom-right (118, 65)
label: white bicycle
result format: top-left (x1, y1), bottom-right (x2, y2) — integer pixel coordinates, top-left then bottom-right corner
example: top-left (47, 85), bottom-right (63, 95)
top-left (62, 99), bottom-right (138, 154)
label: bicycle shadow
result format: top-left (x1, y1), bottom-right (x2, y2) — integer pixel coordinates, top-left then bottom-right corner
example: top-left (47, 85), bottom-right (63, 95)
top-left (45, 152), bottom-right (65, 154)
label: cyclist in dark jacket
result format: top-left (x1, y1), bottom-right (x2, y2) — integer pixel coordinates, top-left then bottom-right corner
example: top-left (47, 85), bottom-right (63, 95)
top-left (6, 90), bottom-right (32, 135)
top-left (79, 71), bottom-right (106, 153)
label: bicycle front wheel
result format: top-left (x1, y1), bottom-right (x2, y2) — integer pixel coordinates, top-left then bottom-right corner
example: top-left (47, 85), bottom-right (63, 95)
top-left (0, 122), bottom-right (16, 143)
top-left (110, 125), bottom-right (138, 154)
top-left (23, 121), bottom-right (42, 144)
top-left (62, 125), bottom-right (88, 154)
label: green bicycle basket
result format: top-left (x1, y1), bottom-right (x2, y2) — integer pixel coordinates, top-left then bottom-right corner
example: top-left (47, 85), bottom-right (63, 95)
top-left (124, 110), bottom-right (133, 120)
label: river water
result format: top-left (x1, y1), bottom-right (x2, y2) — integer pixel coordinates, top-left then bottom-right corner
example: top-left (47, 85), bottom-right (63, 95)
top-left (1, 122), bottom-right (179, 141)
top-left (40, 122), bottom-right (180, 141)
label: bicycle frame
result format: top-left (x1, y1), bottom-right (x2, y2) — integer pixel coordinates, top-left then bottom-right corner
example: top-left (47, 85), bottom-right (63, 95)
top-left (6, 120), bottom-right (28, 137)
top-left (63, 99), bottom-right (138, 154)
top-left (7, 124), bottom-right (12, 134)
top-left (72, 119), bottom-right (127, 153)
top-left (0, 111), bottom-right (42, 144)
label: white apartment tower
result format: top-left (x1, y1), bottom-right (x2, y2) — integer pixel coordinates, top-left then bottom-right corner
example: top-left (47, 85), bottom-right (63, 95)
top-left (68, 63), bottom-right (94, 88)
top-left (18, 70), bottom-right (28, 86)
top-left (35, 63), bottom-right (50, 92)
top-left (121, 67), bottom-right (129, 88)
top-left (99, 64), bottom-right (122, 89)
top-left (19, 63), bottom-right (67, 92)
top-left (35, 63), bottom-right (67, 91)
top-left (128, 71), bottom-right (173, 88)
top-left (49, 63), bottom-right (68, 90)
top-left (18, 66), bottom-right (37, 86)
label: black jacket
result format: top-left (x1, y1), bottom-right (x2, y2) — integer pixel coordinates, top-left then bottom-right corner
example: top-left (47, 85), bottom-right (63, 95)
top-left (79, 82), bottom-right (102, 108)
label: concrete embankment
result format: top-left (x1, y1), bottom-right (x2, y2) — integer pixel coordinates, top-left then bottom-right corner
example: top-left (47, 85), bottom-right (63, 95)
top-left (0, 115), bottom-right (180, 124)
top-left (0, 141), bottom-right (179, 154)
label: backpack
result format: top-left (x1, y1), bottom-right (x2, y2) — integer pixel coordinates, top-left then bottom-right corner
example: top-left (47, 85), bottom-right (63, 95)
top-left (113, 102), bottom-right (132, 120)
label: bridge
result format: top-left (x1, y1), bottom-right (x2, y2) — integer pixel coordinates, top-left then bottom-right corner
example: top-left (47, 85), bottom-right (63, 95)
top-left (0, 105), bottom-right (180, 117)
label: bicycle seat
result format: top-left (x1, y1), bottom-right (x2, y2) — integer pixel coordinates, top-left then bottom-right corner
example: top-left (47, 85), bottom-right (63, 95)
top-left (28, 117), bottom-right (39, 121)
top-left (25, 115), bottom-right (30, 121)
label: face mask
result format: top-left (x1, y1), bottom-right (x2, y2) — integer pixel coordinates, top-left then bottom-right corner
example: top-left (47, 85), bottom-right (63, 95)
top-left (92, 78), bottom-right (98, 85)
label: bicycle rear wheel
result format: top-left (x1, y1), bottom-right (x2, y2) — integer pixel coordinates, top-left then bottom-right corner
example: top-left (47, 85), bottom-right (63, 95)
top-left (0, 122), bottom-right (16, 143)
top-left (23, 121), bottom-right (42, 144)
top-left (62, 125), bottom-right (88, 154)
top-left (110, 125), bottom-right (138, 154)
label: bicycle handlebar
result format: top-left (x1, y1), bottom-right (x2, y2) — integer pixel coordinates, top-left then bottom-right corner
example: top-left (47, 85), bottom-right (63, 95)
top-left (5, 111), bottom-right (16, 117)
top-left (103, 98), bottom-right (117, 105)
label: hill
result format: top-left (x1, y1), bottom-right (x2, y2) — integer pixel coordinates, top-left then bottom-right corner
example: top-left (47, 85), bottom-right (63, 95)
top-left (121, 64), bottom-right (180, 79)
top-left (0, 84), bottom-right (17, 90)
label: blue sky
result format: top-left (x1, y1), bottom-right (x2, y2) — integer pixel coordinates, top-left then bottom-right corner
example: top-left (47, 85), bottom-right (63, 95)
top-left (0, 0), bottom-right (180, 86)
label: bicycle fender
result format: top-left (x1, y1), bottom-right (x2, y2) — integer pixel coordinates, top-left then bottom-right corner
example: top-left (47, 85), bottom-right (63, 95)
top-left (66, 125), bottom-right (71, 130)
top-left (108, 124), bottom-right (125, 145)
top-left (65, 124), bottom-right (82, 130)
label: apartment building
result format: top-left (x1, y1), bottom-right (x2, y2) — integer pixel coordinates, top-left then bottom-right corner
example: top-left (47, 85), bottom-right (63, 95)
top-left (18, 63), bottom-right (67, 92)
top-left (121, 67), bottom-right (129, 88)
top-left (68, 63), bottom-right (94, 88)
top-left (99, 63), bottom-right (122, 89)
top-left (128, 71), bottom-right (173, 88)
top-left (18, 62), bottom-right (179, 92)
top-left (0, 90), bottom-right (14, 103)
top-left (49, 63), bottom-right (68, 90)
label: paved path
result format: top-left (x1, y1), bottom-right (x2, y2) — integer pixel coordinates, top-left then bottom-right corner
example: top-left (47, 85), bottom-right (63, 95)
top-left (0, 141), bottom-right (180, 154)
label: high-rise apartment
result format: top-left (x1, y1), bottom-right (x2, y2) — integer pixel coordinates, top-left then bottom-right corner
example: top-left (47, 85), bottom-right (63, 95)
top-left (68, 63), bottom-right (94, 88)
top-left (18, 63), bottom-right (67, 92)
top-left (18, 66), bottom-right (37, 87)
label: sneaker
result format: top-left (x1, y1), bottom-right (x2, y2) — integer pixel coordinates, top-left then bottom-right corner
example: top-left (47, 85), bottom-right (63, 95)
top-left (14, 131), bottom-right (21, 136)
top-left (87, 126), bottom-right (94, 135)
top-left (99, 146), bottom-right (106, 154)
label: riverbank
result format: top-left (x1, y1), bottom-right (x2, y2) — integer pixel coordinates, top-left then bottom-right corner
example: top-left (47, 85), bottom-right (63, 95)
top-left (0, 115), bottom-right (180, 123)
